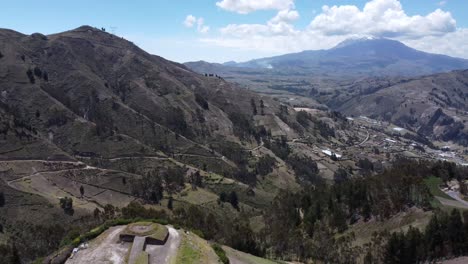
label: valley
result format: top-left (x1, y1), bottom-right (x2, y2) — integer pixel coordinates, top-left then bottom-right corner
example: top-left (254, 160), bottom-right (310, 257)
top-left (0, 25), bottom-right (467, 264)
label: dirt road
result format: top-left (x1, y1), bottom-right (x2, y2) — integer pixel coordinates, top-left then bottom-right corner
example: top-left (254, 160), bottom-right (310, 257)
top-left (146, 226), bottom-right (181, 264)
top-left (446, 191), bottom-right (468, 208)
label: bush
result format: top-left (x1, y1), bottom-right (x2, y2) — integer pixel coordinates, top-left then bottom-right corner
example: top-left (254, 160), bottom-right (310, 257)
top-left (212, 244), bottom-right (230, 264)
top-left (26, 69), bottom-right (35, 84)
top-left (195, 92), bottom-right (209, 110)
top-left (296, 110), bottom-right (311, 127)
top-left (59, 197), bottom-right (74, 215)
top-left (256, 155), bottom-right (276, 176)
top-left (287, 155), bottom-right (320, 184)
top-left (33, 67), bottom-right (42, 78)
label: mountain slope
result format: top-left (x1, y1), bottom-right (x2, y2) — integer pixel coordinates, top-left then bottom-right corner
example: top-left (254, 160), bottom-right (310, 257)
top-left (337, 70), bottom-right (468, 146)
top-left (187, 38), bottom-right (468, 77)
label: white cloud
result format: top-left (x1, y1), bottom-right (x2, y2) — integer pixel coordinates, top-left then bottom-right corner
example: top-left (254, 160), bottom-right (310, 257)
top-left (184, 15), bottom-right (197, 28)
top-left (199, 0), bottom-right (467, 60)
top-left (270, 9), bottom-right (300, 24)
top-left (309, 0), bottom-right (456, 38)
top-left (216, 0), bottom-right (294, 14)
top-left (438, 1), bottom-right (447, 6)
top-left (184, 15), bottom-right (210, 34)
top-left (401, 28), bottom-right (468, 59)
top-left (220, 9), bottom-right (299, 37)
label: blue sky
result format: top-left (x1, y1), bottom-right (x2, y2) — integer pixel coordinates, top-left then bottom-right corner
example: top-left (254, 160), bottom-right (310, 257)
top-left (1, 0), bottom-right (467, 62)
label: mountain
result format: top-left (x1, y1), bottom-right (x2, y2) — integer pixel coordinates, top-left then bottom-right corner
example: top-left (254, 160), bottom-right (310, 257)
top-left (1, 26), bottom-right (468, 264)
top-left (186, 38), bottom-right (468, 77)
top-left (0, 25), bottom-right (306, 262)
top-left (336, 70), bottom-right (468, 146)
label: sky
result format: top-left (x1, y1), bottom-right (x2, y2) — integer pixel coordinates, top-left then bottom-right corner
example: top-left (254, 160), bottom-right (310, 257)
top-left (1, 0), bottom-right (467, 63)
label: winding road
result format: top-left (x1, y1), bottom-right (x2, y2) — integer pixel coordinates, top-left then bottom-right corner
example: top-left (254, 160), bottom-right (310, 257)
top-left (446, 190), bottom-right (468, 208)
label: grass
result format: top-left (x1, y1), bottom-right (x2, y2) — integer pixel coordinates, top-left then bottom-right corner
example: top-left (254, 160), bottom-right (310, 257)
top-left (122, 222), bottom-right (168, 241)
top-left (424, 176), bottom-right (453, 200)
top-left (345, 208), bottom-right (433, 246)
top-left (174, 234), bottom-right (202, 264)
top-left (135, 252), bottom-right (149, 264)
top-left (174, 231), bottom-right (220, 264)
top-left (177, 185), bottom-right (219, 205)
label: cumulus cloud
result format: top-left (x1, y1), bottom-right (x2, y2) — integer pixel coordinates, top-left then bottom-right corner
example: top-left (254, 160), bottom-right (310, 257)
top-left (438, 1), bottom-right (447, 6)
top-left (183, 15), bottom-right (197, 28)
top-left (309, 0), bottom-right (456, 38)
top-left (216, 0), bottom-right (294, 14)
top-left (220, 8), bottom-right (299, 37)
top-left (270, 9), bottom-right (300, 24)
top-left (402, 28), bottom-right (468, 59)
top-left (183, 15), bottom-right (210, 33)
top-left (201, 0), bottom-right (466, 58)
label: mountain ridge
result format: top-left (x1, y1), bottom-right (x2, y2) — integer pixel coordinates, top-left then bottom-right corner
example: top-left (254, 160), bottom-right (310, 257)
top-left (186, 37), bottom-right (468, 77)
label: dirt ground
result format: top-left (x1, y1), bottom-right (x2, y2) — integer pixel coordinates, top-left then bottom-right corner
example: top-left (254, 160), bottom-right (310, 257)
top-left (65, 226), bottom-right (129, 264)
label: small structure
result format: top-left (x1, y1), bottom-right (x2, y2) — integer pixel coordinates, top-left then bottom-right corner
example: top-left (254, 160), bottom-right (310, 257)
top-left (120, 222), bottom-right (169, 264)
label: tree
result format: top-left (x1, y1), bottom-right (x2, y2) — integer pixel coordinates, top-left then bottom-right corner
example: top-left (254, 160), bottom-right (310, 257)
top-left (103, 204), bottom-right (115, 219)
top-left (190, 171), bottom-right (203, 189)
top-left (168, 196), bottom-right (174, 210)
top-left (251, 98), bottom-right (257, 115)
top-left (59, 197), bottom-right (74, 215)
top-left (296, 111), bottom-right (310, 127)
top-left (79, 185), bottom-right (84, 198)
top-left (448, 209), bottom-right (465, 255)
top-left (93, 208), bottom-right (101, 219)
top-left (460, 180), bottom-right (467, 196)
top-left (229, 191), bottom-right (239, 210)
top-left (219, 192), bottom-right (227, 203)
top-left (26, 69), bottom-right (35, 84)
top-left (131, 171), bottom-right (164, 203)
top-left (33, 66), bottom-right (42, 78)
top-left (260, 99), bottom-right (265, 115)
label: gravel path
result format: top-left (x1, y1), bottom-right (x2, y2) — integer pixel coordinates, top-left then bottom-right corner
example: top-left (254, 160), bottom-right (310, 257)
top-left (437, 196), bottom-right (468, 209)
top-left (128, 236), bottom-right (146, 264)
top-left (146, 226), bottom-right (181, 264)
top-left (446, 191), bottom-right (468, 208)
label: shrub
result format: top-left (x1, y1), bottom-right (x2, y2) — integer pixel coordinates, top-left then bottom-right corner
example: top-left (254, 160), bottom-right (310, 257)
top-left (296, 110), bottom-right (311, 127)
top-left (59, 197), bottom-right (74, 215)
top-left (212, 244), bottom-right (230, 264)
top-left (33, 66), bottom-right (42, 78)
top-left (195, 92), bottom-right (209, 110)
top-left (26, 69), bottom-right (35, 84)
